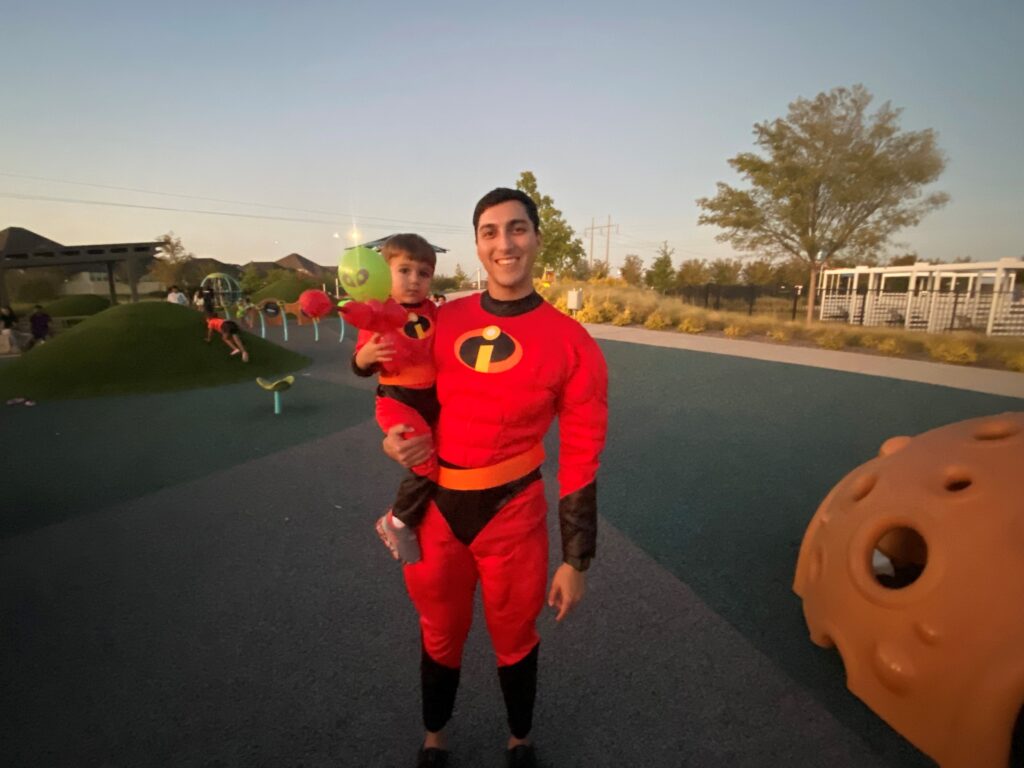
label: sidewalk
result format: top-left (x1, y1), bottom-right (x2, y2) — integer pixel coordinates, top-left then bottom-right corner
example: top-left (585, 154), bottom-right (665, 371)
top-left (587, 323), bottom-right (1024, 399)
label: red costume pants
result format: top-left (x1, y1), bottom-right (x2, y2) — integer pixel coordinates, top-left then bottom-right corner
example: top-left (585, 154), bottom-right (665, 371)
top-left (404, 479), bottom-right (548, 668)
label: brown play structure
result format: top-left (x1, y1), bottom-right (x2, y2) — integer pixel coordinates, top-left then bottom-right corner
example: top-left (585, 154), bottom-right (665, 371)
top-left (794, 412), bottom-right (1024, 767)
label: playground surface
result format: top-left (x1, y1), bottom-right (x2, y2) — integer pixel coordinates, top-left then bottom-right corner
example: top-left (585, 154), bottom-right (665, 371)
top-left (1, 319), bottom-right (1022, 767)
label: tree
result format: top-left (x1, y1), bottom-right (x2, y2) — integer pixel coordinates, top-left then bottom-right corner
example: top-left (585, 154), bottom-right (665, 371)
top-left (887, 253), bottom-right (918, 267)
top-left (644, 242), bottom-right (676, 293)
top-left (708, 258), bottom-right (743, 285)
top-left (431, 273), bottom-right (461, 292)
top-left (151, 232), bottom-right (194, 288)
top-left (240, 265), bottom-right (268, 295)
top-left (620, 254), bottom-right (644, 286)
top-left (740, 258), bottom-right (777, 286)
top-left (515, 171), bottom-right (587, 277)
top-left (696, 84), bottom-right (948, 321)
top-left (676, 259), bottom-right (710, 287)
top-left (453, 263), bottom-right (469, 288)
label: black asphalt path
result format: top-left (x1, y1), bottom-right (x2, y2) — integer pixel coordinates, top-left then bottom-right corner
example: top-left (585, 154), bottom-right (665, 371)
top-left (3, 320), bottom-right (1022, 767)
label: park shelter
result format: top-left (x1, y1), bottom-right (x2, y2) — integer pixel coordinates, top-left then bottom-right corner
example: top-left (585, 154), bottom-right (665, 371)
top-left (0, 227), bottom-right (160, 307)
top-left (816, 258), bottom-right (1024, 336)
top-left (348, 236), bottom-right (449, 253)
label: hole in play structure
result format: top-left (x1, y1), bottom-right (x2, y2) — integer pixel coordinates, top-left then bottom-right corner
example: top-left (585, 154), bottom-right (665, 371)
top-left (973, 419), bottom-right (1019, 441)
top-left (944, 474), bottom-right (972, 492)
top-left (872, 527), bottom-right (927, 590)
top-left (850, 473), bottom-right (877, 502)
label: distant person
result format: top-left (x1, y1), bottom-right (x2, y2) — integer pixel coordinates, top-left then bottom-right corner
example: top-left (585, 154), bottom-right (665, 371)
top-left (205, 316), bottom-right (249, 362)
top-left (0, 306), bottom-right (18, 354)
top-left (433, 293), bottom-right (447, 306)
top-left (166, 286), bottom-right (188, 305)
top-left (237, 295), bottom-right (257, 329)
top-left (27, 305), bottom-right (51, 350)
top-left (201, 285), bottom-right (216, 315)
top-left (193, 289), bottom-right (204, 311)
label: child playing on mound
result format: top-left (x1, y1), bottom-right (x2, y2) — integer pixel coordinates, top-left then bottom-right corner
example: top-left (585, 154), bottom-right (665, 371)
top-left (205, 314), bottom-right (249, 362)
top-left (350, 233), bottom-right (439, 564)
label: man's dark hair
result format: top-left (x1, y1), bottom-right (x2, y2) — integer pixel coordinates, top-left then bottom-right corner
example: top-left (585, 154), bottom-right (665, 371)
top-left (472, 188), bottom-right (540, 235)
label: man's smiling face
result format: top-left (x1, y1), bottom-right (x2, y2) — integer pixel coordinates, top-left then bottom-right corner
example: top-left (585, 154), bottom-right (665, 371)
top-left (475, 200), bottom-right (541, 301)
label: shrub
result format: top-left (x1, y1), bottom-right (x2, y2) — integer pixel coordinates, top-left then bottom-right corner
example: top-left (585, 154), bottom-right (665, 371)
top-left (552, 294), bottom-right (569, 314)
top-left (814, 330), bottom-right (849, 350)
top-left (677, 316), bottom-right (706, 334)
top-left (766, 328), bottom-right (791, 342)
top-left (611, 306), bottom-right (635, 326)
top-left (644, 310), bottom-right (671, 330)
top-left (872, 337), bottom-right (907, 356)
top-left (1002, 352), bottom-right (1024, 372)
top-left (723, 324), bottom-right (749, 338)
top-left (925, 338), bottom-right (978, 365)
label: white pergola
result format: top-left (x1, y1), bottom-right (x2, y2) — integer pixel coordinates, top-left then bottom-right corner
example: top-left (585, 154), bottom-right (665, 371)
top-left (817, 258), bottom-right (1024, 336)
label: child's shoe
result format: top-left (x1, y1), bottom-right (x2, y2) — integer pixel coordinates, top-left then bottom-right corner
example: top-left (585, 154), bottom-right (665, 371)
top-left (375, 510), bottom-right (421, 564)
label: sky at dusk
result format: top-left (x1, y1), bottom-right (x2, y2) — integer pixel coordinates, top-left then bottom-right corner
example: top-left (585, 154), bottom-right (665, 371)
top-left (2, 0), bottom-right (1021, 277)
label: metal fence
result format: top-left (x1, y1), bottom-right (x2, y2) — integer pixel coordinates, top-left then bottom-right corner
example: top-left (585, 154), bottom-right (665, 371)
top-left (816, 287), bottom-right (1024, 336)
top-left (671, 284), bottom-right (807, 320)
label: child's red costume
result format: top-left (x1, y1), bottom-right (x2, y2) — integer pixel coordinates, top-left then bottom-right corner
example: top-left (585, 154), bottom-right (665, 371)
top-left (402, 291), bottom-right (607, 739)
top-left (347, 298), bottom-right (439, 525)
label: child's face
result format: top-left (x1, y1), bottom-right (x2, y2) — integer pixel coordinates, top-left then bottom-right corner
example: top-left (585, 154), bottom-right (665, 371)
top-left (389, 252), bottom-right (433, 305)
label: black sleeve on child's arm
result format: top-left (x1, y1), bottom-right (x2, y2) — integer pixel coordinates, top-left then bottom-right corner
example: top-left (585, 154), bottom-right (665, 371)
top-left (351, 354), bottom-right (378, 377)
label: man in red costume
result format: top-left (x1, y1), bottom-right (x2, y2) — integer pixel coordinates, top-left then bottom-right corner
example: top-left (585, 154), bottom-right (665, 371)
top-left (383, 188), bottom-right (608, 768)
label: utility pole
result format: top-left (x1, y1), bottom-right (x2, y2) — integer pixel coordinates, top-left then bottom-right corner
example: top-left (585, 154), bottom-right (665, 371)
top-left (584, 217), bottom-right (595, 268)
top-left (585, 216), bottom-right (618, 270)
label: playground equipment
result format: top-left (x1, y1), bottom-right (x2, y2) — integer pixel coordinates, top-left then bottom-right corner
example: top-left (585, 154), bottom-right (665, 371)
top-left (256, 375), bottom-right (294, 415)
top-left (200, 273), bottom-right (242, 312)
top-left (793, 412), bottom-right (1024, 768)
top-left (298, 289), bottom-right (333, 341)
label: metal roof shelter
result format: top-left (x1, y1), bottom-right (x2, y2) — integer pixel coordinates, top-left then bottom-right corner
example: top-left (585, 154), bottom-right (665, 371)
top-left (0, 227), bottom-right (160, 307)
top-left (817, 257), bottom-right (1024, 336)
top-left (346, 236), bottom-right (448, 253)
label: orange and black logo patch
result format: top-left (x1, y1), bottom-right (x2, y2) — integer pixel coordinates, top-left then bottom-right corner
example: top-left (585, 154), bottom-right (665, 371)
top-left (403, 313), bottom-right (434, 340)
top-left (454, 325), bottom-right (523, 373)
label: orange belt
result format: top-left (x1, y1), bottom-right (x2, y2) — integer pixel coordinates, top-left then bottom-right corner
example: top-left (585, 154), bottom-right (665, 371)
top-left (437, 443), bottom-right (545, 492)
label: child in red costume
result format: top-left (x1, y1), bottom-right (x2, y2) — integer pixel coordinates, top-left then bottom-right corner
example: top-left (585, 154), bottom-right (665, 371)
top-left (350, 234), bottom-right (439, 565)
top-left (383, 190), bottom-right (608, 768)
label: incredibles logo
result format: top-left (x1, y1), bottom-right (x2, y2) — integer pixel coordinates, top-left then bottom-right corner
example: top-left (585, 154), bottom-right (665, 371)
top-left (455, 325), bottom-right (523, 373)
top-left (404, 313), bottom-right (434, 340)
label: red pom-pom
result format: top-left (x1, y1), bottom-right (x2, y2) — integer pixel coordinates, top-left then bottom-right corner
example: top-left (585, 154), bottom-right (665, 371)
top-left (299, 289), bottom-right (333, 319)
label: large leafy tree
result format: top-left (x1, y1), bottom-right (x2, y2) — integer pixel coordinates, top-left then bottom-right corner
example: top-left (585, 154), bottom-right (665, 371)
top-left (708, 258), bottom-right (743, 285)
top-left (644, 242), bottom-right (676, 293)
top-left (676, 258), bottom-right (710, 287)
top-left (697, 85), bottom-right (948, 321)
top-left (515, 171), bottom-right (586, 277)
top-left (740, 258), bottom-right (777, 286)
top-left (620, 254), bottom-right (644, 286)
top-left (152, 232), bottom-right (194, 288)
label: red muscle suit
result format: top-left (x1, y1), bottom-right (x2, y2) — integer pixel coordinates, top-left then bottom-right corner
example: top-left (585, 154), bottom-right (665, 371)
top-left (403, 291), bottom-right (608, 739)
top-left (347, 298), bottom-right (439, 525)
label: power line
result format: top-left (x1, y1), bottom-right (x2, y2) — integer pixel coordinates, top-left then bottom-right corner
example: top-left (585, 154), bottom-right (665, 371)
top-left (0, 171), bottom-right (473, 233)
top-left (0, 191), bottom-right (471, 234)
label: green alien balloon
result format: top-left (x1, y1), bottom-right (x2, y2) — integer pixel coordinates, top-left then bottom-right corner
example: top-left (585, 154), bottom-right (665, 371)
top-left (338, 245), bottom-right (391, 302)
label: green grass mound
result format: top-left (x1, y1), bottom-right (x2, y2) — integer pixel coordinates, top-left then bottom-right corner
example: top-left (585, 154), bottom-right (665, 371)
top-left (0, 301), bottom-right (311, 400)
top-left (252, 276), bottom-right (320, 303)
top-left (43, 295), bottom-right (111, 317)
